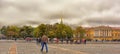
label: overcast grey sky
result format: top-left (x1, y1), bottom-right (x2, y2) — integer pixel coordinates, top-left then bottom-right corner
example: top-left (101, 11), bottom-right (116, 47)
top-left (0, 0), bottom-right (120, 27)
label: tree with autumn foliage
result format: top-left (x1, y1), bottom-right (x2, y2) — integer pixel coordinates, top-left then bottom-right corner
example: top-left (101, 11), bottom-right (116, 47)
top-left (6, 26), bottom-right (19, 39)
top-left (74, 26), bottom-right (86, 39)
top-left (19, 26), bottom-right (34, 38)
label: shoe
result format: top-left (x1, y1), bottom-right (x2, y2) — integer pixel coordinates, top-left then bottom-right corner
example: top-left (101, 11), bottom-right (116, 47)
top-left (41, 49), bottom-right (43, 52)
top-left (46, 51), bottom-right (48, 53)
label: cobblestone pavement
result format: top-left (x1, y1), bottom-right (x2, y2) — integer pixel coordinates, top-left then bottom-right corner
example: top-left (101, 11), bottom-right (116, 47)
top-left (0, 40), bottom-right (120, 54)
top-left (16, 42), bottom-right (86, 54)
top-left (51, 44), bottom-right (120, 54)
top-left (0, 40), bottom-right (13, 54)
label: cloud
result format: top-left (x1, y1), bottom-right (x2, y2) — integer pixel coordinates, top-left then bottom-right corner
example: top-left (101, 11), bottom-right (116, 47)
top-left (0, 0), bottom-right (120, 27)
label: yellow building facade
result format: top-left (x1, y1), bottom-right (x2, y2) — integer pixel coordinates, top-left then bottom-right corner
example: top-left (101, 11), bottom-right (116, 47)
top-left (85, 26), bottom-right (120, 41)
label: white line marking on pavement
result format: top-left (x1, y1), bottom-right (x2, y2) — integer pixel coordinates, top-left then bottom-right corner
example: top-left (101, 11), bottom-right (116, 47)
top-left (8, 42), bottom-right (17, 54)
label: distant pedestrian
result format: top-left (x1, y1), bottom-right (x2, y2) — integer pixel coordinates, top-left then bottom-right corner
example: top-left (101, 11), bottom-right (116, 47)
top-left (82, 39), bottom-right (84, 44)
top-left (84, 39), bottom-right (86, 44)
top-left (79, 39), bottom-right (81, 44)
top-left (95, 40), bottom-right (98, 42)
top-left (14, 38), bottom-right (17, 41)
top-left (70, 38), bottom-right (73, 44)
top-left (41, 35), bottom-right (48, 53)
top-left (66, 38), bottom-right (69, 44)
top-left (38, 37), bottom-right (41, 43)
top-left (74, 40), bottom-right (77, 44)
top-left (36, 37), bottom-right (41, 45)
top-left (60, 38), bottom-right (63, 44)
top-left (49, 38), bottom-right (53, 43)
top-left (56, 38), bottom-right (59, 44)
top-left (36, 38), bottom-right (39, 44)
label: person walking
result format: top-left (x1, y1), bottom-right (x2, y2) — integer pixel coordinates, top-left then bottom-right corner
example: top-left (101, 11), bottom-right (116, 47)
top-left (41, 35), bottom-right (48, 53)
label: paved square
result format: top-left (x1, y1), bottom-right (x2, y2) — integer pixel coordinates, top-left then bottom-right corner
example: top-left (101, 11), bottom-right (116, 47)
top-left (0, 40), bottom-right (120, 54)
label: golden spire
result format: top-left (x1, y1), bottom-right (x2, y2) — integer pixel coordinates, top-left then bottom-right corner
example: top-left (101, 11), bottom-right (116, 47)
top-left (60, 11), bottom-right (64, 24)
top-left (60, 16), bottom-right (63, 24)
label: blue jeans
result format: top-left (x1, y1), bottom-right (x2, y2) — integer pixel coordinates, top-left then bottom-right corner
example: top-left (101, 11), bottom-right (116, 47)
top-left (41, 42), bottom-right (48, 52)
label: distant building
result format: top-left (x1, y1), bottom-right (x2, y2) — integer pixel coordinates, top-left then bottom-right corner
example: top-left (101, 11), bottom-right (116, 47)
top-left (85, 26), bottom-right (120, 41)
